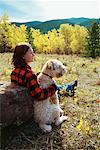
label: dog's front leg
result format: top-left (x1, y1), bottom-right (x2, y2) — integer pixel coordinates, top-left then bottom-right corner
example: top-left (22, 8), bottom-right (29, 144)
top-left (39, 122), bottom-right (52, 132)
top-left (50, 93), bottom-right (63, 115)
top-left (52, 106), bottom-right (68, 126)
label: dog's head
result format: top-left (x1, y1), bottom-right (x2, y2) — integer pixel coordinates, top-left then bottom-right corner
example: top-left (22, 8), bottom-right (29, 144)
top-left (42, 59), bottom-right (66, 78)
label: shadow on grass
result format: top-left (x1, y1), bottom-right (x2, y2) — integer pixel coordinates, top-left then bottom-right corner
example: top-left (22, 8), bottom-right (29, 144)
top-left (1, 118), bottom-right (65, 150)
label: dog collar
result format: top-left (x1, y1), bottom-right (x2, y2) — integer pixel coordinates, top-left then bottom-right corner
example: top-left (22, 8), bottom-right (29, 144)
top-left (42, 72), bottom-right (53, 79)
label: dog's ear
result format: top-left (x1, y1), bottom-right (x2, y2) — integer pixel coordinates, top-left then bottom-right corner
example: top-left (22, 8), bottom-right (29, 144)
top-left (47, 61), bottom-right (55, 70)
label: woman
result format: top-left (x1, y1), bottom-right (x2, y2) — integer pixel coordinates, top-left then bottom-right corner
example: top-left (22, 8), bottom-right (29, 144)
top-left (11, 43), bottom-right (57, 101)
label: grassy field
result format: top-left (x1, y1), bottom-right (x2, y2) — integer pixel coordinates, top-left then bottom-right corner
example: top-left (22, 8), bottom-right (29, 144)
top-left (0, 53), bottom-right (100, 150)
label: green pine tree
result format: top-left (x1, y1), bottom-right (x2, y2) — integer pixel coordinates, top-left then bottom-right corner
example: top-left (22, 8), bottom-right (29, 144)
top-left (27, 27), bottom-right (35, 51)
top-left (86, 22), bottom-right (100, 58)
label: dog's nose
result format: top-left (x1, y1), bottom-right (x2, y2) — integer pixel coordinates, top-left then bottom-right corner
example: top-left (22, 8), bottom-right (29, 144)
top-left (64, 69), bottom-right (68, 76)
top-left (63, 67), bottom-right (66, 73)
top-left (58, 73), bottom-right (63, 77)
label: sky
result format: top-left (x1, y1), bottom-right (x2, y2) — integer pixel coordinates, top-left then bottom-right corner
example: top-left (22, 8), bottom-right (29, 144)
top-left (0, 0), bottom-right (99, 22)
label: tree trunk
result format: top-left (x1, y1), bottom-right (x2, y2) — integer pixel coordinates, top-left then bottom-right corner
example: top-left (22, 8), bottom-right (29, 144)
top-left (0, 81), bottom-right (34, 127)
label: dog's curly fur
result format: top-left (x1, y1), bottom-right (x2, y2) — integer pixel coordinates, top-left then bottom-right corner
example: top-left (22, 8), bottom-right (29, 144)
top-left (33, 59), bottom-right (68, 132)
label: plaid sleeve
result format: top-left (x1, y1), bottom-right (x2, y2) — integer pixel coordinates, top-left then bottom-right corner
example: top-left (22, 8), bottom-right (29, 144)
top-left (10, 68), bottom-right (25, 85)
top-left (25, 70), bottom-right (57, 101)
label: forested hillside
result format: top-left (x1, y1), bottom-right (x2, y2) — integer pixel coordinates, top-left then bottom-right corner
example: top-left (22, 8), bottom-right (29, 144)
top-left (0, 14), bottom-right (100, 58)
top-left (12, 17), bottom-right (100, 33)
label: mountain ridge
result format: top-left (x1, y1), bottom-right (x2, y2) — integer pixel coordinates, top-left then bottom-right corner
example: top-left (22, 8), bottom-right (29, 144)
top-left (12, 17), bottom-right (100, 32)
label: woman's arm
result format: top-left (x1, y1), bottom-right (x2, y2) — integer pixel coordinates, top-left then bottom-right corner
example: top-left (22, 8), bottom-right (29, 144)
top-left (11, 67), bottom-right (57, 101)
top-left (25, 70), bottom-right (57, 101)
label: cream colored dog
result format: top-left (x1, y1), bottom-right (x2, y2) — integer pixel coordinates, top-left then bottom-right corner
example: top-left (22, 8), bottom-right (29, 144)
top-left (33, 59), bottom-right (68, 132)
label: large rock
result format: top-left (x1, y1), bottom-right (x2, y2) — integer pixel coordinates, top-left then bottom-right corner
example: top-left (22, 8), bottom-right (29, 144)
top-left (0, 81), bottom-right (34, 127)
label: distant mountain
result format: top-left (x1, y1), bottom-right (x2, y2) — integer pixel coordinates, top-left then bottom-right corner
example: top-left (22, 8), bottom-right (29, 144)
top-left (34, 19), bottom-right (72, 32)
top-left (12, 17), bottom-right (100, 32)
top-left (12, 21), bottom-right (42, 27)
top-left (79, 18), bottom-right (100, 27)
top-left (68, 17), bottom-right (90, 24)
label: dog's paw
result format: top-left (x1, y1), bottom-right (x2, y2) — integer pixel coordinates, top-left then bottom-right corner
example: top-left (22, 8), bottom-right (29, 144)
top-left (39, 124), bottom-right (52, 133)
top-left (59, 108), bottom-right (64, 114)
top-left (55, 116), bottom-right (68, 126)
top-left (44, 125), bottom-right (52, 132)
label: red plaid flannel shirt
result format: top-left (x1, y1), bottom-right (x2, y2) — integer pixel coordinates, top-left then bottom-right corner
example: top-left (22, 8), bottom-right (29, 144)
top-left (10, 65), bottom-right (56, 101)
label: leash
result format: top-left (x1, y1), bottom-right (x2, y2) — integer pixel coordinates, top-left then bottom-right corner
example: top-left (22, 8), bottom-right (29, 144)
top-left (42, 72), bottom-right (53, 79)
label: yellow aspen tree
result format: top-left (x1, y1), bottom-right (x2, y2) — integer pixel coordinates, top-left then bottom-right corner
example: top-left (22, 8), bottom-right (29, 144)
top-left (59, 24), bottom-right (73, 54)
top-left (7, 25), bottom-right (27, 51)
top-left (0, 13), bottom-right (10, 52)
top-left (70, 25), bottom-right (88, 54)
top-left (46, 29), bottom-right (65, 54)
top-left (34, 34), bottom-right (45, 53)
top-left (31, 29), bottom-right (43, 53)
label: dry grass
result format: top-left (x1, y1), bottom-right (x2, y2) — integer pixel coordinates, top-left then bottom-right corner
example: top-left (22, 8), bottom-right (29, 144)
top-left (0, 53), bottom-right (100, 150)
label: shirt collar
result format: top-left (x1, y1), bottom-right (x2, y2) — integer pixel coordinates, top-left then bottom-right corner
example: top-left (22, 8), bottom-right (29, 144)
top-left (26, 64), bottom-right (31, 70)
